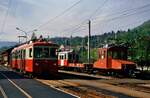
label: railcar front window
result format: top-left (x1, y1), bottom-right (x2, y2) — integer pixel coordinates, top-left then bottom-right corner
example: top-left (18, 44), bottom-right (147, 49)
top-left (50, 48), bottom-right (57, 58)
top-left (44, 48), bottom-right (49, 58)
top-left (34, 47), bottom-right (57, 58)
top-left (34, 47), bottom-right (43, 58)
top-left (111, 51), bottom-right (126, 60)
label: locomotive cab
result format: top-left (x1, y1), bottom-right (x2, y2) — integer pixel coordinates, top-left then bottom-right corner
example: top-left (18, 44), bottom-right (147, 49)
top-left (33, 45), bottom-right (58, 76)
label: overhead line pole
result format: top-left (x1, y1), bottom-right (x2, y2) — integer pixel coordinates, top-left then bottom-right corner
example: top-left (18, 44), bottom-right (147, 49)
top-left (88, 20), bottom-right (91, 64)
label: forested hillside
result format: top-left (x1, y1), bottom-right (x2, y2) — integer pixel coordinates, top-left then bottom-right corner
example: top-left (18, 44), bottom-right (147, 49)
top-left (51, 20), bottom-right (150, 48)
top-left (51, 20), bottom-right (150, 68)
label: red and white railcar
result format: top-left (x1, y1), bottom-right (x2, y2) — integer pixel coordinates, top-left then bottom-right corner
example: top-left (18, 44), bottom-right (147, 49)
top-left (11, 41), bottom-right (58, 76)
top-left (58, 50), bottom-right (84, 69)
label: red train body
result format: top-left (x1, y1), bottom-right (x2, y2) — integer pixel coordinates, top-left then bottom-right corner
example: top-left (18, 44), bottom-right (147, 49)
top-left (11, 41), bottom-right (58, 76)
top-left (58, 45), bottom-right (136, 75)
top-left (93, 45), bottom-right (136, 74)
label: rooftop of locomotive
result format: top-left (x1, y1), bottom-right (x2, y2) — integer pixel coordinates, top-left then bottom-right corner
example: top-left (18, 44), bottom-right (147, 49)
top-left (100, 44), bottom-right (128, 50)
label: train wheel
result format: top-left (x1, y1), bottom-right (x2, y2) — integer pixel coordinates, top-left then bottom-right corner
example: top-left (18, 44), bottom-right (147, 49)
top-left (27, 73), bottom-right (34, 78)
top-left (128, 69), bottom-right (136, 77)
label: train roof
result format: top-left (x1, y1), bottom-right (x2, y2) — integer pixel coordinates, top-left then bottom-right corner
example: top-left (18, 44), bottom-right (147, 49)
top-left (11, 41), bottom-right (58, 52)
top-left (58, 49), bottom-right (74, 54)
top-left (32, 41), bottom-right (58, 46)
top-left (99, 44), bottom-right (128, 50)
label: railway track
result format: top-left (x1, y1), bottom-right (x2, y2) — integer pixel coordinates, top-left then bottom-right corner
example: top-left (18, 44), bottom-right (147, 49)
top-left (58, 70), bottom-right (117, 80)
top-left (36, 79), bottom-right (115, 98)
top-left (104, 80), bottom-right (150, 94)
top-left (2, 66), bottom-right (150, 98)
top-left (36, 70), bottom-right (150, 98)
top-left (0, 66), bottom-right (78, 98)
top-left (60, 70), bottom-right (150, 92)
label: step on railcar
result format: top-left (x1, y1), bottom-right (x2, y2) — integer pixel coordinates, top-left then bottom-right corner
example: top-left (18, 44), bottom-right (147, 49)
top-left (11, 41), bottom-right (59, 76)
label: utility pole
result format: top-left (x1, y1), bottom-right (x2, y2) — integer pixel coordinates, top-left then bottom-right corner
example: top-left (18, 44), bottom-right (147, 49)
top-left (88, 20), bottom-right (91, 64)
top-left (70, 35), bottom-right (72, 49)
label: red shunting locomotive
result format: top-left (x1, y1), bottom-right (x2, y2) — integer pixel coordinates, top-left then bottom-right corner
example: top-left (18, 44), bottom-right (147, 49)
top-left (93, 45), bottom-right (136, 75)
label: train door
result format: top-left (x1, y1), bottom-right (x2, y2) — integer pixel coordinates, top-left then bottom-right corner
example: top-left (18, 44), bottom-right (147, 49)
top-left (22, 49), bottom-right (26, 72)
top-left (59, 52), bottom-right (68, 66)
top-left (107, 50), bottom-right (112, 69)
top-left (20, 50), bottom-right (23, 71)
top-left (60, 54), bottom-right (65, 66)
top-left (15, 51), bottom-right (18, 69)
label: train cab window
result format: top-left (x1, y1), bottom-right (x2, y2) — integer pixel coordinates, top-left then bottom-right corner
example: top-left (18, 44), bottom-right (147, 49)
top-left (100, 50), bottom-right (105, 59)
top-left (34, 47), bottom-right (42, 58)
top-left (34, 47), bottom-right (49, 58)
top-left (29, 48), bottom-right (32, 57)
top-left (43, 48), bottom-right (49, 58)
top-left (50, 48), bottom-right (57, 58)
top-left (64, 54), bottom-right (66, 60)
top-left (108, 51), bottom-right (112, 57)
top-left (76, 54), bottom-right (79, 62)
top-left (58, 55), bottom-right (60, 59)
top-left (59, 55), bottom-right (61, 59)
top-left (68, 54), bottom-right (72, 62)
top-left (112, 50), bottom-right (126, 60)
top-left (34, 47), bottom-right (56, 58)
top-left (61, 55), bottom-right (63, 60)
top-left (60, 55), bottom-right (62, 59)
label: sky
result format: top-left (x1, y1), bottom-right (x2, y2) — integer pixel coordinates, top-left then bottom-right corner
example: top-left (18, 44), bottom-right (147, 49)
top-left (0, 0), bottom-right (150, 41)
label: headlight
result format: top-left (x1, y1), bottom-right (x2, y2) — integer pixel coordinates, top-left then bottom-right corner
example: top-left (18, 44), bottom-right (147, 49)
top-left (35, 63), bottom-right (39, 66)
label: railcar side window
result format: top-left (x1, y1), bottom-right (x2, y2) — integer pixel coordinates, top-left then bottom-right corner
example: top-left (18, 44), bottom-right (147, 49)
top-left (15, 51), bottom-right (18, 59)
top-left (29, 48), bottom-right (32, 57)
top-left (64, 54), bottom-right (66, 59)
top-left (18, 51), bottom-right (20, 59)
top-left (20, 50), bottom-right (22, 58)
top-left (23, 49), bottom-right (26, 58)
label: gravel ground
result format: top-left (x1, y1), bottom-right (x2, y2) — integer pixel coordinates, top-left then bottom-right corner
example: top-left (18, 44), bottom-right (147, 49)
top-left (37, 70), bottom-right (150, 98)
